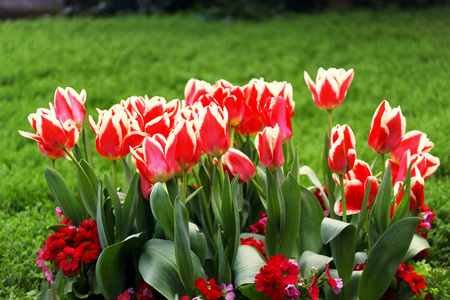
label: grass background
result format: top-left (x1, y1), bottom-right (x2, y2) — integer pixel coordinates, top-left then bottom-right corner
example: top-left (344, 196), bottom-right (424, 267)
top-left (0, 7), bottom-right (449, 298)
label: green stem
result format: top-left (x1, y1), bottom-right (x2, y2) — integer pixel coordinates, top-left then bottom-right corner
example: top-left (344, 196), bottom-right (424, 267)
top-left (327, 109), bottom-right (333, 135)
top-left (64, 148), bottom-right (90, 182)
top-left (217, 156), bottom-right (225, 186)
top-left (379, 153), bottom-right (386, 178)
top-left (230, 126), bottom-right (236, 149)
top-left (251, 178), bottom-right (265, 199)
top-left (112, 160), bottom-right (117, 190)
top-left (339, 174), bottom-right (347, 223)
top-left (181, 169), bottom-right (188, 204)
top-left (192, 168), bottom-right (214, 233)
top-left (51, 159), bottom-right (56, 170)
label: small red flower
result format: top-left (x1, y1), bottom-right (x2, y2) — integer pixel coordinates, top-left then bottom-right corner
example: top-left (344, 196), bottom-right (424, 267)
top-left (308, 276), bottom-right (320, 300)
top-left (117, 290), bottom-right (131, 300)
top-left (56, 247), bottom-right (80, 276)
top-left (275, 260), bottom-right (299, 285)
top-left (255, 268), bottom-right (286, 300)
top-left (249, 213), bottom-right (267, 235)
top-left (195, 277), bottom-right (223, 300)
top-left (75, 241), bottom-right (101, 264)
top-left (404, 273), bottom-right (426, 295)
top-left (240, 237), bottom-right (266, 259)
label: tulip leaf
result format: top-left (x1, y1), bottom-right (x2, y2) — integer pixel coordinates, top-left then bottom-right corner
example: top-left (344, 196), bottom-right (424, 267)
top-left (403, 234), bottom-right (430, 263)
top-left (166, 177), bottom-right (179, 205)
top-left (256, 166), bottom-right (267, 208)
top-left (135, 186), bottom-right (155, 239)
top-left (232, 245), bottom-right (266, 288)
top-left (139, 239), bottom-right (205, 300)
top-left (185, 186), bottom-right (203, 204)
top-left (299, 186), bottom-right (325, 254)
top-left (371, 164), bottom-right (392, 240)
top-left (174, 197), bottom-right (195, 295)
top-left (121, 157), bottom-right (134, 191)
top-left (265, 167), bottom-right (284, 257)
top-left (45, 167), bottom-right (87, 226)
top-left (120, 173), bottom-right (139, 241)
top-left (222, 174), bottom-right (241, 267)
top-left (188, 222), bottom-right (207, 266)
top-left (390, 164), bottom-right (412, 227)
top-left (325, 270), bottom-right (362, 300)
top-left (358, 217), bottom-right (421, 300)
top-left (96, 232), bottom-right (143, 299)
top-left (217, 228), bottom-right (232, 284)
top-left (150, 183), bottom-right (174, 240)
top-left (299, 251), bottom-right (333, 280)
top-left (321, 218), bottom-right (356, 285)
top-left (279, 173), bottom-right (301, 259)
top-left (104, 174), bottom-right (122, 241)
top-left (289, 147), bottom-right (300, 182)
top-left (96, 186), bottom-right (113, 250)
top-left (210, 167), bottom-right (223, 225)
top-left (77, 159), bottom-right (99, 220)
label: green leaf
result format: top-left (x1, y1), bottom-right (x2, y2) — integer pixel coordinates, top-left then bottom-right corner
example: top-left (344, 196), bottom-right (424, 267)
top-left (222, 174), bottom-right (241, 266)
top-left (256, 166), bottom-right (267, 208)
top-left (96, 189), bottom-right (113, 250)
top-left (166, 177), bottom-right (179, 205)
top-left (77, 159), bottom-right (98, 219)
top-left (325, 174), bottom-right (338, 220)
top-left (238, 284), bottom-right (268, 300)
top-left (217, 228), bottom-right (232, 284)
top-left (299, 251), bottom-right (333, 279)
top-left (104, 174), bottom-right (122, 241)
top-left (265, 167), bottom-right (284, 257)
top-left (403, 234), bottom-right (430, 263)
top-left (185, 186), bottom-right (203, 204)
top-left (358, 217), bottom-right (421, 300)
top-left (120, 173), bottom-right (139, 241)
top-left (188, 222), bottom-right (207, 265)
top-left (289, 147), bottom-right (300, 183)
top-left (45, 167), bottom-right (86, 225)
top-left (322, 133), bottom-right (334, 192)
top-left (299, 186), bottom-right (325, 254)
top-left (96, 233), bottom-right (143, 299)
top-left (135, 186), bottom-right (155, 239)
top-left (210, 167), bottom-right (223, 225)
top-left (321, 218), bottom-right (357, 285)
top-left (232, 245), bottom-right (266, 287)
top-left (279, 173), bottom-right (301, 258)
top-left (121, 157), bottom-right (134, 191)
top-left (371, 164), bottom-right (392, 239)
top-left (390, 164), bottom-right (413, 226)
top-left (139, 239), bottom-right (205, 299)
top-left (174, 197), bottom-right (195, 295)
top-left (150, 183), bottom-right (174, 240)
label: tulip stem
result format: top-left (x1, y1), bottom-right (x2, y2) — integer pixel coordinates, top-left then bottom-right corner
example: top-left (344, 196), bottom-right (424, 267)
top-left (230, 126), bottom-right (236, 149)
top-left (64, 148), bottom-right (89, 182)
top-left (251, 178), bottom-right (265, 200)
top-left (112, 160), bottom-right (117, 190)
top-left (192, 168), bottom-right (214, 234)
top-left (181, 169), bottom-right (188, 204)
top-left (379, 153), bottom-right (386, 179)
top-left (51, 159), bottom-right (56, 170)
top-left (217, 156), bottom-right (225, 186)
top-left (339, 174), bottom-right (347, 223)
top-left (327, 110), bottom-right (333, 135)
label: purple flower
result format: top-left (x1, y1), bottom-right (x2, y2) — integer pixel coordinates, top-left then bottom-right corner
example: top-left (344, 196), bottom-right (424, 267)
top-left (333, 278), bottom-right (344, 294)
top-left (285, 284), bottom-right (300, 300)
top-left (220, 283), bottom-right (235, 300)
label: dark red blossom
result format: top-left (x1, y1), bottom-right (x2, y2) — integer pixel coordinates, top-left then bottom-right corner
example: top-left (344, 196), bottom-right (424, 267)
top-left (240, 237), bottom-right (266, 259)
top-left (404, 273), bottom-right (426, 295)
top-left (308, 276), bottom-right (319, 300)
top-left (75, 241), bottom-right (101, 264)
top-left (195, 277), bottom-right (223, 300)
top-left (250, 212), bottom-right (267, 235)
top-left (275, 260), bottom-right (299, 285)
top-left (255, 267), bottom-right (286, 300)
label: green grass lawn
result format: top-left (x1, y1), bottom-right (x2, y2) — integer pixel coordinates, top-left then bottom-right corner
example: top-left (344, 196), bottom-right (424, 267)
top-left (0, 7), bottom-right (449, 298)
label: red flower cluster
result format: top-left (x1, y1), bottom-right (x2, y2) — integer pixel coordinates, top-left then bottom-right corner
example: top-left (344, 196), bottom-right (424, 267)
top-left (395, 263), bottom-right (426, 296)
top-left (40, 218), bottom-right (101, 277)
top-left (254, 254), bottom-right (300, 300)
top-left (240, 237), bottom-right (266, 260)
top-left (312, 186), bottom-right (328, 216)
top-left (117, 281), bottom-right (155, 300)
top-left (195, 277), bottom-right (223, 299)
top-left (249, 212), bottom-right (267, 235)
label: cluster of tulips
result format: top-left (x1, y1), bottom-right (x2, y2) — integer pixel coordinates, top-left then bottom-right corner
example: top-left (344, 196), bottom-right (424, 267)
top-left (20, 67), bottom-right (440, 300)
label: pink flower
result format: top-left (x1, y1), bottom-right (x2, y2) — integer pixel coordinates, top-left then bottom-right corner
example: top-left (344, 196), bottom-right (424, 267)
top-left (368, 100), bottom-right (406, 154)
top-left (328, 124), bottom-right (356, 175)
top-left (285, 284), bottom-right (300, 300)
top-left (117, 290), bottom-right (131, 300)
top-left (53, 87), bottom-right (86, 130)
top-left (42, 265), bottom-right (54, 283)
top-left (55, 207), bottom-right (63, 219)
top-left (89, 104), bottom-right (146, 161)
top-left (304, 67), bottom-right (354, 111)
top-left (19, 107), bottom-right (79, 154)
top-left (324, 264), bottom-right (343, 294)
top-left (333, 159), bottom-right (378, 215)
top-left (219, 148), bottom-right (256, 183)
top-left (255, 125), bottom-right (285, 171)
top-left (198, 103), bottom-right (230, 157)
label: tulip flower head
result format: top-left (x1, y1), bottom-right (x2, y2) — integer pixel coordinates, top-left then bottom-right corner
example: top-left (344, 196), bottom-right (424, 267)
top-left (328, 124), bottom-right (356, 175)
top-left (368, 100), bottom-right (406, 154)
top-left (304, 68), bottom-right (354, 111)
top-left (255, 124), bottom-right (285, 172)
top-left (258, 95), bottom-right (293, 143)
top-left (19, 107), bottom-right (79, 158)
top-left (217, 148), bottom-right (256, 183)
top-left (89, 105), bottom-right (146, 161)
top-left (394, 167), bottom-right (425, 212)
top-left (198, 103), bottom-right (230, 157)
top-left (53, 87), bottom-right (86, 130)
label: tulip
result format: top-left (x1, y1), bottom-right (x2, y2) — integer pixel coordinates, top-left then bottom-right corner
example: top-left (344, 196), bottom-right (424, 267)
top-left (328, 124), bottom-right (356, 175)
top-left (19, 107), bottom-right (79, 155)
top-left (255, 125), bottom-right (284, 171)
top-left (131, 134), bottom-right (174, 183)
top-left (184, 78), bottom-right (212, 106)
top-left (333, 159), bottom-right (378, 215)
top-left (394, 167), bottom-right (425, 211)
top-left (53, 87), bottom-right (86, 130)
top-left (212, 80), bottom-right (245, 127)
top-left (89, 105), bottom-right (146, 161)
top-left (218, 148), bottom-right (256, 183)
top-left (198, 104), bottom-right (230, 157)
top-left (304, 67), bottom-right (354, 111)
top-left (368, 100), bottom-right (406, 155)
top-left (391, 130), bottom-right (434, 164)
top-left (258, 96), bottom-right (293, 143)
top-left (166, 118), bottom-right (203, 171)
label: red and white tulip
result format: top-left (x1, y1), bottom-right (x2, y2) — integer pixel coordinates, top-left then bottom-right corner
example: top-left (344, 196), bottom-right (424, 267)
top-left (328, 124), bottom-right (356, 175)
top-left (53, 87), bottom-right (86, 130)
top-left (255, 124), bottom-right (285, 171)
top-left (198, 103), bottom-right (230, 157)
top-left (394, 167), bottom-right (425, 211)
top-left (218, 148), bottom-right (256, 183)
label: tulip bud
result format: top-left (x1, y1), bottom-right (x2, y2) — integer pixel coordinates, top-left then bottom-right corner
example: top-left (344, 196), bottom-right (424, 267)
top-left (198, 103), bottom-right (230, 157)
top-left (304, 68), bottom-right (354, 111)
top-left (258, 96), bottom-right (293, 143)
top-left (394, 167), bottom-right (425, 211)
top-left (255, 125), bottom-right (284, 171)
top-left (53, 87), bottom-right (86, 130)
top-left (218, 148), bottom-right (256, 183)
top-left (368, 100), bottom-right (406, 154)
top-left (328, 124), bottom-right (356, 175)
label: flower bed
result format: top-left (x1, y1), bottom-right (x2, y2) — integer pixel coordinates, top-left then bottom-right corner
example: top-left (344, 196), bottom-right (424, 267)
top-left (20, 68), bottom-right (440, 299)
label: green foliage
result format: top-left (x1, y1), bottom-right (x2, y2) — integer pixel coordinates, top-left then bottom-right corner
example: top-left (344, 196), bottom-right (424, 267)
top-left (0, 8), bottom-right (449, 297)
